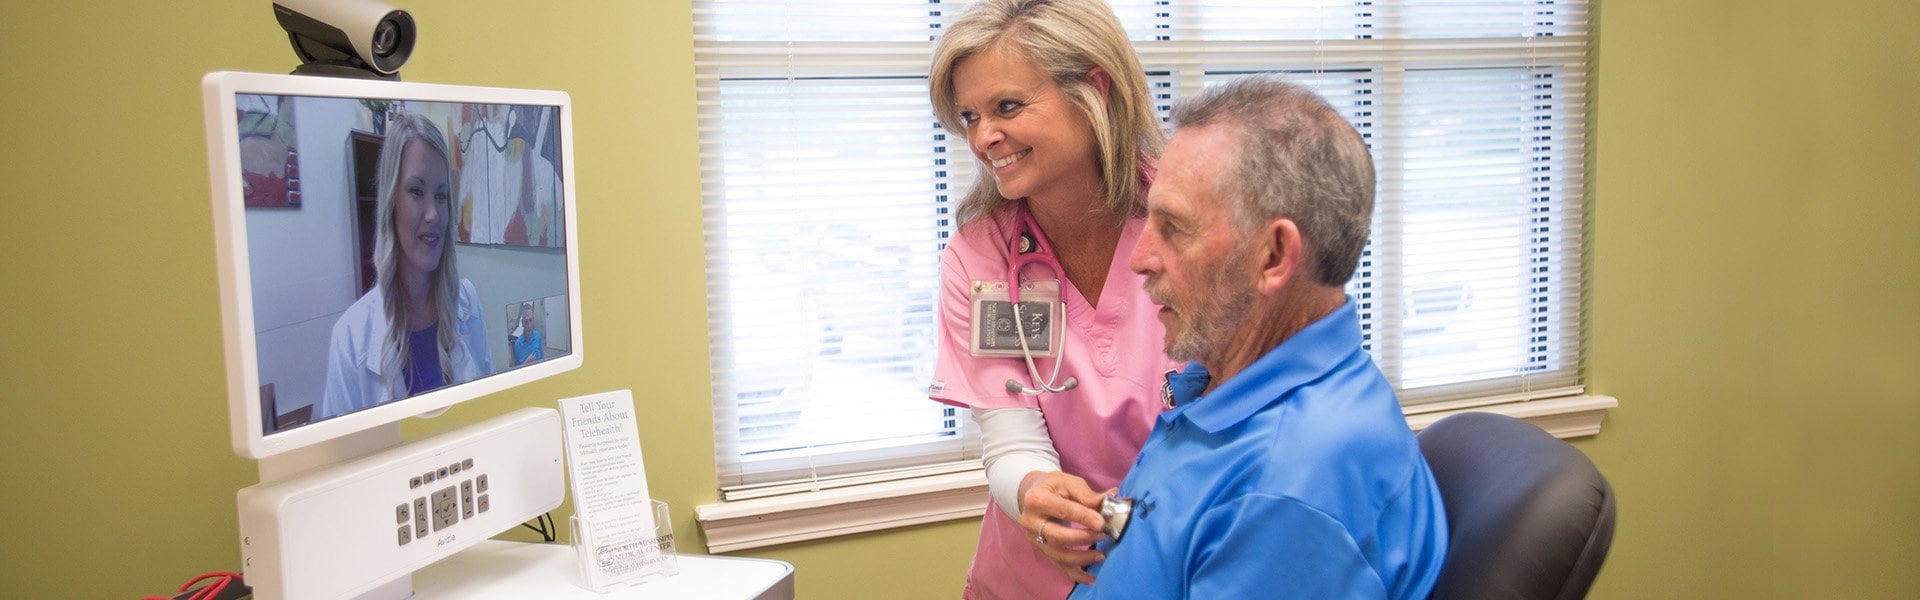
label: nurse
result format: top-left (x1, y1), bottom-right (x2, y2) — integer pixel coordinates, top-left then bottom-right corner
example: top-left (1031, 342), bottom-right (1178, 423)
top-left (926, 1), bottom-right (1177, 597)
top-left (319, 110), bottom-right (494, 420)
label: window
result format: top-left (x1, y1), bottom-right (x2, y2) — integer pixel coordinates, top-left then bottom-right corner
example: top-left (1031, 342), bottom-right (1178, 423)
top-left (695, 0), bottom-right (1591, 504)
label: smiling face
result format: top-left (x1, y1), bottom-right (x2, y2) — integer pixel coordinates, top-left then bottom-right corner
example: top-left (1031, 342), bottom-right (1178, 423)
top-left (1131, 124), bottom-right (1254, 363)
top-left (950, 41), bottom-right (1101, 205)
top-left (392, 138), bottom-right (451, 283)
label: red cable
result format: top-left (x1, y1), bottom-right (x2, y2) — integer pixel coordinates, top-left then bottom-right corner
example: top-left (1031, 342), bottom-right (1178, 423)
top-left (141, 571), bottom-right (243, 600)
top-left (188, 579), bottom-right (224, 600)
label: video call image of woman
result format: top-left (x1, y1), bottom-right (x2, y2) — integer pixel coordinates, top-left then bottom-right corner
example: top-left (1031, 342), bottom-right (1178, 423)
top-left (318, 111), bottom-right (495, 420)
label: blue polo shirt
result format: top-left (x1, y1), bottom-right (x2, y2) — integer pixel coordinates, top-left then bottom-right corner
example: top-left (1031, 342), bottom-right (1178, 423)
top-left (1069, 299), bottom-right (1448, 600)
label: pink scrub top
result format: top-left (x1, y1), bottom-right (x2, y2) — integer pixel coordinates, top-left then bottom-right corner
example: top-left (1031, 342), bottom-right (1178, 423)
top-left (930, 202), bottom-right (1179, 600)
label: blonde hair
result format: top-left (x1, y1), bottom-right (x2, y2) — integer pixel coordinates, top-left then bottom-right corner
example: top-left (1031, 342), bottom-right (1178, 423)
top-left (930, 0), bottom-right (1162, 224)
top-left (372, 109), bottom-right (462, 390)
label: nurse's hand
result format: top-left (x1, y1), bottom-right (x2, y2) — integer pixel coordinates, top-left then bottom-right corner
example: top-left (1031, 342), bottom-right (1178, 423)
top-left (1019, 470), bottom-right (1111, 584)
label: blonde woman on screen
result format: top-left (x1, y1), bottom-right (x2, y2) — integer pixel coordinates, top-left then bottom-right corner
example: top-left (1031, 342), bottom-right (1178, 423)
top-left (320, 110), bottom-right (493, 419)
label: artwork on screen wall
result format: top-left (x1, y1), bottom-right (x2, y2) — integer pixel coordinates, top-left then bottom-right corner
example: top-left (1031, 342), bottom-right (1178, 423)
top-left (236, 94), bottom-right (301, 208)
top-left (413, 103), bottom-right (564, 248)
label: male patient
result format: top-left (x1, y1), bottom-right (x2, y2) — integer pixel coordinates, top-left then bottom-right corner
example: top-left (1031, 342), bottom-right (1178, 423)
top-left (1065, 75), bottom-right (1448, 599)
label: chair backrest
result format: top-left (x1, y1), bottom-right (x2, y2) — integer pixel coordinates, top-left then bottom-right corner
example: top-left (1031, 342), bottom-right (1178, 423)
top-left (1418, 412), bottom-right (1616, 600)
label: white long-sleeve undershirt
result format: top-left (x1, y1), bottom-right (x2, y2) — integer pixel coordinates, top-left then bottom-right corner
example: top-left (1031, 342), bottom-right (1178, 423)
top-left (973, 407), bottom-right (1061, 521)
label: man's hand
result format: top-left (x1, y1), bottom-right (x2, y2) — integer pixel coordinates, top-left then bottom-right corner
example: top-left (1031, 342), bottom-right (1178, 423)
top-left (1019, 470), bottom-right (1112, 584)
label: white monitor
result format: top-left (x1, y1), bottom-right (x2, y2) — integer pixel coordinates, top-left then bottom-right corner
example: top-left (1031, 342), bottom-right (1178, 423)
top-left (203, 71), bottom-right (583, 461)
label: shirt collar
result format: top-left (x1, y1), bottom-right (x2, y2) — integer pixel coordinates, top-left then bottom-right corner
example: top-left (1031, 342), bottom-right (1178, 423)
top-left (1162, 364), bottom-right (1210, 409)
top-left (1169, 298), bottom-right (1366, 434)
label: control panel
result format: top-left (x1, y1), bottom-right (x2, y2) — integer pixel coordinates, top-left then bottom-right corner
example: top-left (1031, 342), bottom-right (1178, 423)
top-left (236, 408), bottom-right (565, 600)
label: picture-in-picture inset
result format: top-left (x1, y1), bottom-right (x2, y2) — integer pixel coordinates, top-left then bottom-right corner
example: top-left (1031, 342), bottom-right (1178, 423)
top-left (506, 294), bottom-right (569, 368)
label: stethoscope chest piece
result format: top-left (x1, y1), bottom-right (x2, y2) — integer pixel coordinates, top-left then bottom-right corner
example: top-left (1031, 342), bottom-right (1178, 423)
top-left (1100, 492), bottom-right (1136, 543)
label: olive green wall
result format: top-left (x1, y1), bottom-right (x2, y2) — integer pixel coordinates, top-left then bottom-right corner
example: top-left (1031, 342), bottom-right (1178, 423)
top-left (3, 1), bottom-right (1916, 598)
top-left (1583, 0), bottom-right (1920, 597)
top-left (0, 1), bottom-right (970, 597)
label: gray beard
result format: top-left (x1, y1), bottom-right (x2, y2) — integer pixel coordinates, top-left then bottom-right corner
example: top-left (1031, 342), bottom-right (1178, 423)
top-left (1148, 251), bottom-right (1256, 364)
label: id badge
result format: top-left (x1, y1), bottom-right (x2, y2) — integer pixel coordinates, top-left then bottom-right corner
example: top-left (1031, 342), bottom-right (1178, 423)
top-left (968, 279), bottom-right (1064, 358)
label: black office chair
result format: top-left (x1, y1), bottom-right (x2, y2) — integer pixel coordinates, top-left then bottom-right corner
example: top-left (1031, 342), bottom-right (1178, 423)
top-left (1418, 412), bottom-right (1616, 600)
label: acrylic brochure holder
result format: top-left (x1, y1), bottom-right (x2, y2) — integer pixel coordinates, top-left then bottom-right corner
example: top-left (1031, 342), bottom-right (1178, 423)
top-left (556, 390), bottom-right (677, 592)
top-left (569, 499), bottom-right (678, 591)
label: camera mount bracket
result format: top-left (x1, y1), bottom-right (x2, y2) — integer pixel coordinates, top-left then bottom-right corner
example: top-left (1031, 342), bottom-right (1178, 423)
top-left (287, 33), bottom-right (398, 81)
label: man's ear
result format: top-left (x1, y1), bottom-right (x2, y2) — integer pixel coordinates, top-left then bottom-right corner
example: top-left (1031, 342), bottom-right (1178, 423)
top-left (1254, 218), bottom-right (1304, 294)
top-left (1088, 66), bottom-right (1113, 101)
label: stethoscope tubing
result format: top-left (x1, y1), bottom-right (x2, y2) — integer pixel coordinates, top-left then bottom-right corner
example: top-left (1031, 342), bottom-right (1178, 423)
top-left (1008, 206), bottom-right (1076, 395)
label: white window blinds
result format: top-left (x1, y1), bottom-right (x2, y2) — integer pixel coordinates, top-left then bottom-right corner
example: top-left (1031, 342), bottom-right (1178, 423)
top-left (695, 0), bottom-right (1589, 496)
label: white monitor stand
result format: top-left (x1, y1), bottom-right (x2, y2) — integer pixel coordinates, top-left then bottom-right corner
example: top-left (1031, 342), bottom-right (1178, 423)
top-left (415, 539), bottom-right (797, 599)
top-left (238, 413), bottom-right (796, 600)
top-left (237, 408), bottom-right (566, 600)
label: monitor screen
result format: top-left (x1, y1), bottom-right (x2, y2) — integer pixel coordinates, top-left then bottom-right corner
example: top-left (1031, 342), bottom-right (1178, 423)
top-left (204, 72), bottom-right (582, 459)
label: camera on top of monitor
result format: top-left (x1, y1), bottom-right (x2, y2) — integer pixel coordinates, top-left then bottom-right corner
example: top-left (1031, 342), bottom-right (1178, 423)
top-left (272, 0), bottom-right (415, 80)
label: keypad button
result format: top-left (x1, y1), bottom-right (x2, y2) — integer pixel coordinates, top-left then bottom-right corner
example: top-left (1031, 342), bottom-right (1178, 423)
top-left (432, 487), bottom-right (459, 531)
top-left (413, 497), bottom-right (430, 538)
top-left (460, 480), bottom-right (476, 519)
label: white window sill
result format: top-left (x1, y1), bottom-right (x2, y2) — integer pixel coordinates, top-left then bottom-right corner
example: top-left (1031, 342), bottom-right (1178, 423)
top-left (696, 394), bottom-right (1619, 554)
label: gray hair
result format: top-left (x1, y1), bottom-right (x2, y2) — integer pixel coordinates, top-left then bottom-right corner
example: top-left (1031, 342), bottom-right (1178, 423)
top-left (372, 109), bottom-right (461, 389)
top-left (929, 0), bottom-right (1163, 224)
top-left (1169, 75), bottom-right (1375, 285)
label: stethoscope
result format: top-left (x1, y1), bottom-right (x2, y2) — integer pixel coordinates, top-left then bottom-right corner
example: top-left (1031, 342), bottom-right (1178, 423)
top-left (1003, 210), bottom-right (1141, 543)
top-left (1003, 207), bottom-right (1079, 396)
